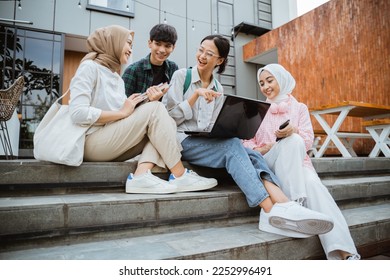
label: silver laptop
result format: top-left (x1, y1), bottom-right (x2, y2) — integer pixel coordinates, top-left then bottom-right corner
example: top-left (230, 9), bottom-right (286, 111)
top-left (184, 94), bottom-right (270, 139)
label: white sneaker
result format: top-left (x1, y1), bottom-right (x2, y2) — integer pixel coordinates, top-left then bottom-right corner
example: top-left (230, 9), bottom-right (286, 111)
top-left (168, 169), bottom-right (218, 192)
top-left (345, 254), bottom-right (361, 260)
top-left (260, 201), bottom-right (334, 236)
top-left (125, 170), bottom-right (177, 194)
top-left (259, 209), bottom-right (313, 238)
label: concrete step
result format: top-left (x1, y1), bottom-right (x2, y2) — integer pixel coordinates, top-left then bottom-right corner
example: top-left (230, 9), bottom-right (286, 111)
top-left (1, 158), bottom-right (389, 190)
top-left (0, 175), bottom-right (389, 247)
top-left (1, 157), bottom-right (389, 259)
top-left (1, 204), bottom-right (389, 260)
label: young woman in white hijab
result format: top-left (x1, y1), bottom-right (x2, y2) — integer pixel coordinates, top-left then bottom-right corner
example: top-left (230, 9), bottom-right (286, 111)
top-left (243, 63), bottom-right (360, 260)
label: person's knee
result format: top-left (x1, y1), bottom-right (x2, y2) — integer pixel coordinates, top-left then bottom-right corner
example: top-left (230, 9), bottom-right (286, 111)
top-left (137, 101), bottom-right (160, 115)
top-left (227, 137), bottom-right (245, 151)
top-left (229, 137), bottom-right (242, 146)
top-left (146, 101), bottom-right (164, 112)
top-left (143, 101), bottom-right (170, 118)
top-left (282, 133), bottom-right (305, 148)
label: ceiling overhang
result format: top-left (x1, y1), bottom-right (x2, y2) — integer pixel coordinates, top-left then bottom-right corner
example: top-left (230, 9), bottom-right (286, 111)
top-left (232, 21), bottom-right (270, 39)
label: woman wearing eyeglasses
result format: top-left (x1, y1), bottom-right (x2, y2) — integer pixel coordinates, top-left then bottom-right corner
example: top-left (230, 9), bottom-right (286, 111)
top-left (162, 34), bottom-right (334, 239)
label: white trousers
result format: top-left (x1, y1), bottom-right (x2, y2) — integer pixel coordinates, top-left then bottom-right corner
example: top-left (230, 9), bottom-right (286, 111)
top-left (264, 134), bottom-right (358, 259)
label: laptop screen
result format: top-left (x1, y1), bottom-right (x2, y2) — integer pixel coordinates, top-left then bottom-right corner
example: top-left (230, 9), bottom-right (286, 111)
top-left (209, 94), bottom-right (270, 139)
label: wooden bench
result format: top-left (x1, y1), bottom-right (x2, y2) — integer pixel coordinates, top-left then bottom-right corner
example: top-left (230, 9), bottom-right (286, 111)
top-left (362, 119), bottom-right (390, 157)
top-left (310, 101), bottom-right (390, 157)
top-left (312, 129), bottom-right (371, 157)
top-left (362, 119), bottom-right (390, 127)
top-left (307, 136), bottom-right (322, 157)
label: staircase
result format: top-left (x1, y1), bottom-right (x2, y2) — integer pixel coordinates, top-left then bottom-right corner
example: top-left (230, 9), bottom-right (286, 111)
top-left (0, 158), bottom-right (389, 260)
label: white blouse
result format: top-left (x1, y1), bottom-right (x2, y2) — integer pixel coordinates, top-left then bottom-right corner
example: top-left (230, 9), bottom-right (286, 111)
top-left (69, 60), bottom-right (126, 133)
top-left (162, 67), bottom-right (224, 143)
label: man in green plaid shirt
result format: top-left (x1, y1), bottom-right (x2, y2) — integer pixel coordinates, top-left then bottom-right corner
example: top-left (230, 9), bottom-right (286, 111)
top-left (122, 24), bottom-right (178, 101)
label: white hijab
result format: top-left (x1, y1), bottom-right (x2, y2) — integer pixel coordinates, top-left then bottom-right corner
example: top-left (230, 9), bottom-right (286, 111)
top-left (257, 63), bottom-right (296, 104)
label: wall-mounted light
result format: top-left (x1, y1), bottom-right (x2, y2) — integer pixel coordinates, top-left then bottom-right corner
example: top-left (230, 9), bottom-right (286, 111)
top-left (163, 11), bottom-right (167, 24)
top-left (78, 1), bottom-right (81, 8)
top-left (18, 0), bottom-right (22, 10)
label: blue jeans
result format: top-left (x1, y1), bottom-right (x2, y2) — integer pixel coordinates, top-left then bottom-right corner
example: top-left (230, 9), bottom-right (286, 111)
top-left (181, 137), bottom-right (281, 207)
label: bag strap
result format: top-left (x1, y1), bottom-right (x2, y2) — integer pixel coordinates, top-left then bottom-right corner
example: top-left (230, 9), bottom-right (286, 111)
top-left (183, 67), bottom-right (219, 94)
top-left (56, 89), bottom-right (70, 104)
top-left (58, 65), bottom-right (99, 106)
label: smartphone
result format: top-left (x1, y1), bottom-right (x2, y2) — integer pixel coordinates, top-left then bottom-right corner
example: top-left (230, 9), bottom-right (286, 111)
top-left (279, 119), bottom-right (290, 130)
top-left (140, 92), bottom-right (148, 100)
top-left (276, 119), bottom-right (290, 141)
top-left (135, 83), bottom-right (170, 108)
top-left (135, 92), bottom-right (149, 108)
top-left (157, 82), bottom-right (171, 91)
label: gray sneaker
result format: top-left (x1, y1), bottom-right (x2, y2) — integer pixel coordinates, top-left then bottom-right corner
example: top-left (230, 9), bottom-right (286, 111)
top-left (125, 170), bottom-right (177, 194)
top-left (169, 169), bottom-right (218, 192)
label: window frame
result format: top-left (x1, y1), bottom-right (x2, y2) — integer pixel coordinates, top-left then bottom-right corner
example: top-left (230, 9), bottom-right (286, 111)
top-left (86, 0), bottom-right (135, 18)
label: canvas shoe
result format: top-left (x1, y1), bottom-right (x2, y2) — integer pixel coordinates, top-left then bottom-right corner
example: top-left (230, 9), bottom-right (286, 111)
top-left (168, 169), bottom-right (218, 192)
top-left (125, 170), bottom-right (177, 194)
top-left (260, 201), bottom-right (334, 236)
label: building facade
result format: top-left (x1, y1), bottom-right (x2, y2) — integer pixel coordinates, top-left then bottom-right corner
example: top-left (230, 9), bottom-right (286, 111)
top-left (0, 0), bottom-right (305, 156)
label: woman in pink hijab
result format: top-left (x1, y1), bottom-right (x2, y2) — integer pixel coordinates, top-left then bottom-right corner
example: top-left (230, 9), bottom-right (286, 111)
top-left (243, 63), bottom-right (360, 260)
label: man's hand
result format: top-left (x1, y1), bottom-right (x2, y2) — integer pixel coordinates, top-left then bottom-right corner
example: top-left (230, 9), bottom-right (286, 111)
top-left (145, 83), bottom-right (170, 101)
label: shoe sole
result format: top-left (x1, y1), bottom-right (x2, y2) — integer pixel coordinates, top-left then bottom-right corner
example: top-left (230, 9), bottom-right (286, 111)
top-left (269, 216), bottom-right (334, 235)
top-left (125, 187), bottom-right (177, 194)
top-left (259, 219), bottom-right (312, 238)
top-left (172, 181), bottom-right (218, 192)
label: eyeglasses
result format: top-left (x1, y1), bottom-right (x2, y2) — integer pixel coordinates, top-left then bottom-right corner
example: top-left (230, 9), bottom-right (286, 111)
top-left (197, 47), bottom-right (220, 59)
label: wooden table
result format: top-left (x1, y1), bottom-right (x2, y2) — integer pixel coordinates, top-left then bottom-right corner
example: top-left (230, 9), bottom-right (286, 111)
top-left (310, 101), bottom-right (390, 158)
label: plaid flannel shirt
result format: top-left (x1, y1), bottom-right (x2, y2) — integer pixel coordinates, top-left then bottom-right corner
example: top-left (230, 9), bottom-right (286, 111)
top-left (122, 54), bottom-right (178, 97)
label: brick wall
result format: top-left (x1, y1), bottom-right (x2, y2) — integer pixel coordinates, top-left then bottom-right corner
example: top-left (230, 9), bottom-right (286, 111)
top-left (243, 0), bottom-right (389, 155)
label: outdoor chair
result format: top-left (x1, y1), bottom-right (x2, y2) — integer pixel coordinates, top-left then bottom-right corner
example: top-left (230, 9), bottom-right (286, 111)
top-left (0, 76), bottom-right (24, 159)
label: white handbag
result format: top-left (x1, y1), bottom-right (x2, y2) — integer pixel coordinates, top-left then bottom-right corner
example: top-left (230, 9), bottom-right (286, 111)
top-left (33, 90), bottom-right (91, 166)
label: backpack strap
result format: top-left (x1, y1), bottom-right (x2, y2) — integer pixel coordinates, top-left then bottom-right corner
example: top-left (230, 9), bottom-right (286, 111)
top-left (183, 67), bottom-right (192, 94)
top-left (213, 81), bottom-right (219, 91)
top-left (183, 67), bottom-right (219, 94)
